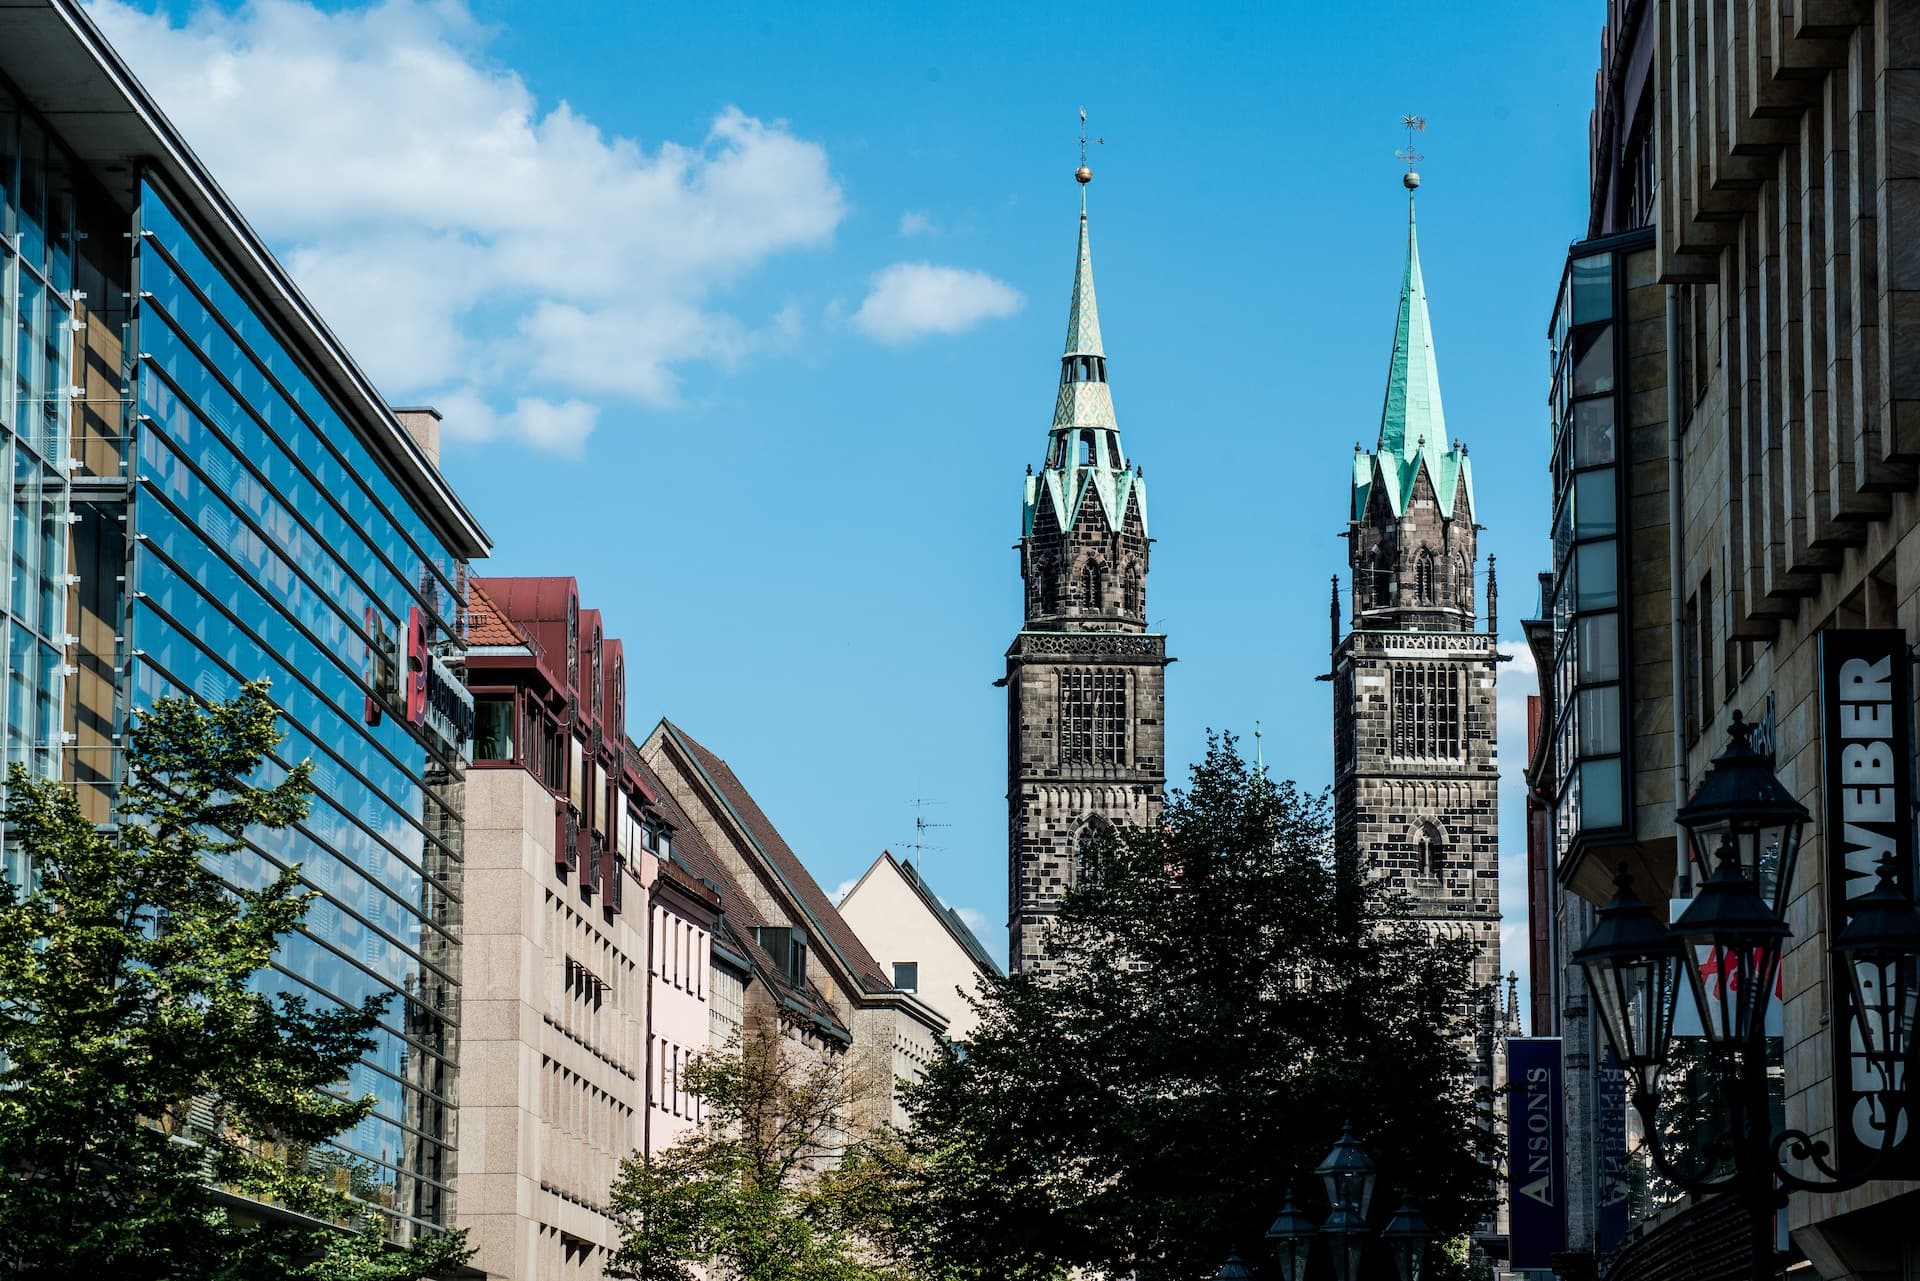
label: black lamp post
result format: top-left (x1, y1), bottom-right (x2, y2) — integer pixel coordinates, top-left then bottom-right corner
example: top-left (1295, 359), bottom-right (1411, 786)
top-left (1255, 1127), bottom-right (1431, 1281)
top-left (1573, 714), bottom-right (1920, 1279)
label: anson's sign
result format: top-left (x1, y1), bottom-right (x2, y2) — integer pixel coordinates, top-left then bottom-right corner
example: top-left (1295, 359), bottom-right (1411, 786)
top-left (1817, 630), bottom-right (1916, 1171)
top-left (1506, 1037), bottom-right (1564, 1269)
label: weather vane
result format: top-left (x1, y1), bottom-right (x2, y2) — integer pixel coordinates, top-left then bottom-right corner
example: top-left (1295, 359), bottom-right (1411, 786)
top-left (1398, 114), bottom-right (1426, 190)
top-left (1076, 106), bottom-right (1103, 185)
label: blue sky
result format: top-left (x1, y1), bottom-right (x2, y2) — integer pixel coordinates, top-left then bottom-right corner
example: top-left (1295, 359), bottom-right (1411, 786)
top-left (92, 1), bottom-right (1601, 993)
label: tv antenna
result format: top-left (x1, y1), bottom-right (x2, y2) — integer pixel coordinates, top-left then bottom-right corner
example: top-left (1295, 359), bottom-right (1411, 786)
top-left (903, 798), bottom-right (950, 872)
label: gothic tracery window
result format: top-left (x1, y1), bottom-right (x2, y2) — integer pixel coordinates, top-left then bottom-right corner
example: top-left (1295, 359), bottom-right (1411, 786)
top-left (1059, 670), bottom-right (1128, 765)
top-left (1079, 559), bottom-right (1103, 610)
top-left (1417, 822), bottom-right (1446, 875)
top-left (1391, 663), bottom-right (1463, 759)
top-left (1415, 549), bottom-right (1437, 605)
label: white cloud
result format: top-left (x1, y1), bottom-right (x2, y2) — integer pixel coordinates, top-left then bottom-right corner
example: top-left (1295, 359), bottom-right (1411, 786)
top-left (954, 905), bottom-right (992, 937)
top-left (851, 262), bottom-right (1024, 345)
top-left (831, 877), bottom-right (859, 906)
top-left (898, 211), bottom-right (937, 238)
top-left (87, 0), bottom-right (847, 454)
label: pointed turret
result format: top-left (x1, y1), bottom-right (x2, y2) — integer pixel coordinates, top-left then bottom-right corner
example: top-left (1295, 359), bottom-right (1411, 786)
top-left (1346, 179), bottom-right (1479, 632)
top-left (1377, 196), bottom-right (1447, 458)
top-left (1024, 169), bottom-right (1149, 591)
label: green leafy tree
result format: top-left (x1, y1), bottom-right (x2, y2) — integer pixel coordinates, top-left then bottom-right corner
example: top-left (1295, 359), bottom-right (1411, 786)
top-left (607, 1008), bottom-right (901, 1281)
top-left (0, 683), bottom-right (470, 1281)
top-left (882, 735), bottom-right (1497, 1281)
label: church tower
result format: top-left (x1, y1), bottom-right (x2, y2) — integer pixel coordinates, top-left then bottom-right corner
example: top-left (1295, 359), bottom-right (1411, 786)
top-left (1003, 157), bottom-right (1168, 976)
top-left (1332, 175), bottom-right (1501, 995)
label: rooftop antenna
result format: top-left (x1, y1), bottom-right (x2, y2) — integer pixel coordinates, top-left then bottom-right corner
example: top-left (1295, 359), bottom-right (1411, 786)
top-left (904, 798), bottom-right (950, 873)
top-left (1397, 114), bottom-right (1426, 190)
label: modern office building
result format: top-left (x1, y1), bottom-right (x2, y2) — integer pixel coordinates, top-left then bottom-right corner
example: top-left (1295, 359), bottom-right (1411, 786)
top-left (0, 0), bottom-right (489, 1245)
top-left (1531, 1), bottom-right (1920, 1276)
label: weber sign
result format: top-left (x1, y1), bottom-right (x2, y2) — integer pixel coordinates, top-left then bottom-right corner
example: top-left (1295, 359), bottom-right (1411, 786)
top-left (1817, 630), bottom-right (1916, 1171)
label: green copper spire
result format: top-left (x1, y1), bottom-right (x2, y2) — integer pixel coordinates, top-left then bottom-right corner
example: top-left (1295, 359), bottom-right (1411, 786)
top-left (1026, 170), bottom-right (1148, 540)
top-left (1063, 209), bottom-right (1105, 358)
top-left (1376, 195), bottom-right (1447, 458)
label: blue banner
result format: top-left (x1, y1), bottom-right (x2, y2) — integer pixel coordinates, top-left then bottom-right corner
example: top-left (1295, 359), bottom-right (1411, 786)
top-left (1507, 1038), bottom-right (1565, 1269)
top-left (1595, 1049), bottom-right (1629, 1255)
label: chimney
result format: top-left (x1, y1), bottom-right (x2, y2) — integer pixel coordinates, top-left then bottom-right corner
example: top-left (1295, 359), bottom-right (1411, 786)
top-left (392, 406), bottom-right (441, 469)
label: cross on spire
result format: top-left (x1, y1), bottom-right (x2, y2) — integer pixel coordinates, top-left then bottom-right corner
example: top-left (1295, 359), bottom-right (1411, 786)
top-left (1398, 113), bottom-right (1425, 190)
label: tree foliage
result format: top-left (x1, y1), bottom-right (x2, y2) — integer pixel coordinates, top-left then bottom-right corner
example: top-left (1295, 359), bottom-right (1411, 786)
top-left (883, 736), bottom-right (1497, 1281)
top-left (607, 1009), bottom-right (901, 1281)
top-left (0, 683), bottom-right (470, 1280)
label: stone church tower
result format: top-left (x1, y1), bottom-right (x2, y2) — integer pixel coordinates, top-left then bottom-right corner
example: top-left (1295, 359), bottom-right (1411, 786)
top-left (1332, 187), bottom-right (1501, 995)
top-left (1003, 168), bottom-right (1168, 976)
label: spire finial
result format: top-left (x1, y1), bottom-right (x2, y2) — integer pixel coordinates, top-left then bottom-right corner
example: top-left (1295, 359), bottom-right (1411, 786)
top-left (1398, 114), bottom-right (1425, 190)
top-left (1075, 107), bottom-right (1101, 196)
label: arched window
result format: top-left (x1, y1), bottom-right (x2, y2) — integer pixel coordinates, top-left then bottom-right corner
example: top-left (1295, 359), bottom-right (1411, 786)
top-left (1079, 560), bottom-right (1103, 609)
top-left (1039, 564), bottom-right (1059, 614)
top-left (1415, 549), bottom-right (1437, 605)
top-left (1369, 544), bottom-right (1391, 607)
top-left (1455, 554), bottom-right (1472, 607)
top-left (1075, 815), bottom-right (1116, 887)
top-left (1417, 822), bottom-right (1446, 875)
top-left (1122, 563), bottom-right (1141, 615)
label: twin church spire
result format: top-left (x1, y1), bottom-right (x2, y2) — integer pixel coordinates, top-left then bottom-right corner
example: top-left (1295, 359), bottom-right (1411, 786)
top-left (1022, 160), bottom-right (1150, 623)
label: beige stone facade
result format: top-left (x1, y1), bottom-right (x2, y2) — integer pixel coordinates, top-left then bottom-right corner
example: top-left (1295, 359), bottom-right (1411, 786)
top-left (641, 719), bottom-right (948, 1135)
top-left (459, 764), bottom-right (646, 1281)
top-left (1657, 0), bottom-right (1920, 1264)
top-left (839, 851), bottom-right (1003, 1046)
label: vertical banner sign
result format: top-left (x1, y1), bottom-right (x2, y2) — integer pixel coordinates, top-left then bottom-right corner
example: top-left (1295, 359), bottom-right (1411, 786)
top-left (1817, 629), bottom-right (1915, 1172)
top-left (1506, 1038), bottom-right (1565, 1269)
top-left (1594, 1049), bottom-right (1630, 1255)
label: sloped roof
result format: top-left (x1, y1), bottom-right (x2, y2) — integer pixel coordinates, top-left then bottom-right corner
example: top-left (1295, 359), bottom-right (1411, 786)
top-left (893, 855), bottom-right (1004, 978)
top-left (657, 721), bottom-right (894, 994)
top-left (466, 579), bottom-right (529, 648)
top-left (629, 749), bottom-right (850, 1039)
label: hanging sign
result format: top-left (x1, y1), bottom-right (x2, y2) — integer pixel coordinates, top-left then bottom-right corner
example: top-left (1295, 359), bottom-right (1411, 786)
top-left (1506, 1037), bottom-right (1565, 1269)
top-left (1817, 629), bottom-right (1915, 1171)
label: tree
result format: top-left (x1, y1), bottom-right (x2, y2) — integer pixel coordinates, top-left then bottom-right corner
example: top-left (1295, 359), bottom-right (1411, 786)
top-left (607, 1009), bottom-right (899, 1281)
top-left (884, 736), bottom-right (1497, 1281)
top-left (0, 683), bottom-right (471, 1281)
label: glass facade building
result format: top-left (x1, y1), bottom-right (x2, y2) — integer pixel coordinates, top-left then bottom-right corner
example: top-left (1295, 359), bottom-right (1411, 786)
top-left (1547, 239), bottom-right (1632, 858)
top-left (0, 15), bottom-right (488, 1244)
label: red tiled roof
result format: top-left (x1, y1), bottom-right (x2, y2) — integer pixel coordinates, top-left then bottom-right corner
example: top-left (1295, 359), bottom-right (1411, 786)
top-left (660, 720), bottom-right (892, 993)
top-left (629, 749), bottom-right (850, 1038)
top-left (466, 579), bottom-right (529, 648)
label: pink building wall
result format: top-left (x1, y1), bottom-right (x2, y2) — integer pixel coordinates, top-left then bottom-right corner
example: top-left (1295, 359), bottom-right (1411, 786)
top-left (641, 850), bottom-right (715, 1156)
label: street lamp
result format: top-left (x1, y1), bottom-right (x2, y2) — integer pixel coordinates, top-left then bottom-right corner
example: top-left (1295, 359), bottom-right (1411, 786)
top-left (1671, 710), bottom-right (1806, 914)
top-left (1264, 1188), bottom-right (1315, 1281)
top-left (1254, 1128), bottom-right (1430, 1281)
top-left (1379, 1196), bottom-right (1433, 1281)
top-left (1315, 1121), bottom-right (1378, 1219)
top-left (1575, 716), bottom-right (1920, 1278)
top-left (1573, 864), bottom-right (1684, 1102)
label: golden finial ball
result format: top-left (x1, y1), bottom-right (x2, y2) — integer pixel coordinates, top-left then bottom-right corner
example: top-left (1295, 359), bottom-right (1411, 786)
top-left (1076, 165), bottom-right (1093, 184)
top-left (1403, 170), bottom-right (1421, 190)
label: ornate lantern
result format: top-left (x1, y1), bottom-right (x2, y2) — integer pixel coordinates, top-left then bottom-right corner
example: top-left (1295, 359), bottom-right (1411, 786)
top-left (1673, 711), bottom-right (1810, 917)
top-left (1573, 864), bottom-right (1684, 1098)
